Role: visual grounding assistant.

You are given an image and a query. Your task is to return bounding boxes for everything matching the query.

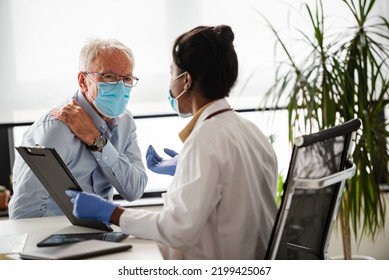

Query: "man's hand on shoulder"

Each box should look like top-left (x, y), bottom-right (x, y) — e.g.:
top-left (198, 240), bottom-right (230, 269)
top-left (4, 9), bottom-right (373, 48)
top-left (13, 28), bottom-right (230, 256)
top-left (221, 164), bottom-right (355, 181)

top-left (51, 99), bottom-right (99, 145)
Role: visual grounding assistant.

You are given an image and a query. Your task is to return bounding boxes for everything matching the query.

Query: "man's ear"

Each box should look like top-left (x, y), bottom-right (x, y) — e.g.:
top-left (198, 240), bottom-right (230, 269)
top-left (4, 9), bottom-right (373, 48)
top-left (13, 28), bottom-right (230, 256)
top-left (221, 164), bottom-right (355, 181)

top-left (78, 72), bottom-right (88, 92)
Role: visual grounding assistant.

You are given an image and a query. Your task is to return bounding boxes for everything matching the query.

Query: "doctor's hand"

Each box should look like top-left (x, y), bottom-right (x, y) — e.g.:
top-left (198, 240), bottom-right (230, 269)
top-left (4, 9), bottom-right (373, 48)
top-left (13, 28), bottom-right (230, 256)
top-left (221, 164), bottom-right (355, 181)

top-left (65, 190), bottom-right (118, 224)
top-left (146, 145), bottom-right (179, 176)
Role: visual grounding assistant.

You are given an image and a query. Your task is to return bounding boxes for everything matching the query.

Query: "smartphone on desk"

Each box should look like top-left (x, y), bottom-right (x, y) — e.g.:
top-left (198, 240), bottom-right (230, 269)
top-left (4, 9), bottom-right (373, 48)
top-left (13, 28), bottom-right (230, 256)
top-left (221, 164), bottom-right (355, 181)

top-left (37, 232), bottom-right (129, 247)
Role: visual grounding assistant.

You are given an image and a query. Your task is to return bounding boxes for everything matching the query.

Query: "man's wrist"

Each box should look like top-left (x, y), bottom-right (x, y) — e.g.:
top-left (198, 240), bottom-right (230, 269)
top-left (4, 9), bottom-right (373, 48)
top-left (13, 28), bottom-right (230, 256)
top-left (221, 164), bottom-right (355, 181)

top-left (87, 134), bottom-right (107, 152)
top-left (87, 133), bottom-right (99, 146)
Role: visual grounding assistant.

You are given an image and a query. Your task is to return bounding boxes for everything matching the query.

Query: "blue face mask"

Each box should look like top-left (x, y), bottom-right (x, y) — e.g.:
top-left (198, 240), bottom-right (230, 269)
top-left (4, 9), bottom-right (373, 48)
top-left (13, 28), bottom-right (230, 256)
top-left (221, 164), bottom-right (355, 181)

top-left (94, 81), bottom-right (131, 118)
top-left (168, 89), bottom-right (191, 118)
top-left (168, 72), bottom-right (191, 118)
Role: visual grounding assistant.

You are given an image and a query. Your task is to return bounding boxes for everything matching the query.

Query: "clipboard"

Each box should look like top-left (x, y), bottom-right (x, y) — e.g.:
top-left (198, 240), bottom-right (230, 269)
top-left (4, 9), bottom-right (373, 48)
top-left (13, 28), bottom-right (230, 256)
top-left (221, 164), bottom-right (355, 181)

top-left (16, 146), bottom-right (113, 232)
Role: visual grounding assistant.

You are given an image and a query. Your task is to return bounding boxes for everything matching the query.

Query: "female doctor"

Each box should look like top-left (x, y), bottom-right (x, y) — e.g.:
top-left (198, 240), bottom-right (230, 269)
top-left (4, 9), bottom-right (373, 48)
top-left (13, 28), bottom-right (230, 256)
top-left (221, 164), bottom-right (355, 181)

top-left (66, 25), bottom-right (279, 260)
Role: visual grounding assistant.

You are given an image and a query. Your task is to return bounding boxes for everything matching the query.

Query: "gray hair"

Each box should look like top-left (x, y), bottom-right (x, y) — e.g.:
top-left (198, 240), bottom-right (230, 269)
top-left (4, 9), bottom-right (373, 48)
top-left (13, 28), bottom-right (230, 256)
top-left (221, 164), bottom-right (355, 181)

top-left (79, 38), bottom-right (135, 71)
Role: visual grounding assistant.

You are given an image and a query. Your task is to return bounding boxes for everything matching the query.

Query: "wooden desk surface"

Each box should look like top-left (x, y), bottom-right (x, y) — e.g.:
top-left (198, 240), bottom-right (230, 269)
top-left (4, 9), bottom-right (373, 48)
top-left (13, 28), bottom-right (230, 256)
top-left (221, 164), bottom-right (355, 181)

top-left (0, 215), bottom-right (163, 260)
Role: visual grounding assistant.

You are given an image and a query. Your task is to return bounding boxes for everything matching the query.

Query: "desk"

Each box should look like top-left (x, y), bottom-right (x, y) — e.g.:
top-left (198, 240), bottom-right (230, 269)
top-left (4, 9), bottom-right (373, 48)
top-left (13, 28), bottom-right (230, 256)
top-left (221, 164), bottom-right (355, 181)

top-left (0, 215), bottom-right (163, 260)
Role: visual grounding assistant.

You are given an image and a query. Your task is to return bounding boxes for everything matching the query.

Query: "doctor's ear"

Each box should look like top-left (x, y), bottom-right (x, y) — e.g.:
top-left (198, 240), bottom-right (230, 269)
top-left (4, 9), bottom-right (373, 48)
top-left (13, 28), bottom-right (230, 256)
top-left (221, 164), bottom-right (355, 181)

top-left (184, 73), bottom-right (192, 90)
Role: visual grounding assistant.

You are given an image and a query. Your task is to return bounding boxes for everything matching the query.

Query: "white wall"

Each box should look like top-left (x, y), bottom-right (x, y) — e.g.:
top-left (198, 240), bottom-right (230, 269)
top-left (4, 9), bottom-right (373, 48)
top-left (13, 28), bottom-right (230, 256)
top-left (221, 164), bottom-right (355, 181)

top-left (3, 0), bottom-right (381, 171)
top-left (0, 0), bottom-right (365, 123)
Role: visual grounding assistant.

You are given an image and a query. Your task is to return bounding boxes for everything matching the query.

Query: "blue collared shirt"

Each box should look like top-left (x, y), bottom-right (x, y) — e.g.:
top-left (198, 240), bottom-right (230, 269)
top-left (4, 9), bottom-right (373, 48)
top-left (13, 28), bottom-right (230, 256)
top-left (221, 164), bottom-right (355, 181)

top-left (9, 90), bottom-right (147, 219)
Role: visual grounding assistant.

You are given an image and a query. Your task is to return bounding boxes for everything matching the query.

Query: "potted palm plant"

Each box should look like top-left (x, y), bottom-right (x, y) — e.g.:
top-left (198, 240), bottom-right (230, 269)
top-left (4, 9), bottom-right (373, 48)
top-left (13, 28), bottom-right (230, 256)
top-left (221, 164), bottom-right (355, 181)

top-left (0, 185), bottom-right (11, 211)
top-left (258, 0), bottom-right (388, 259)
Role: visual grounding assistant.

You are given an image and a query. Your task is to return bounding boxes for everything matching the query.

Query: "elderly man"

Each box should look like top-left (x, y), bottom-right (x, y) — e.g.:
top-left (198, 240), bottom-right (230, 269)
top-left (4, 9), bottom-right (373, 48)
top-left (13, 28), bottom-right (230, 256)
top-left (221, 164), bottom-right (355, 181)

top-left (9, 38), bottom-right (147, 219)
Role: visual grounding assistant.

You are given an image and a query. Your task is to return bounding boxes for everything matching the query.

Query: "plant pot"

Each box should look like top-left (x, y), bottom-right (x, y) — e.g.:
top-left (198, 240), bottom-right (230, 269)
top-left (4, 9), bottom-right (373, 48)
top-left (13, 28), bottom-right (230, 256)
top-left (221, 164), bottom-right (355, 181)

top-left (329, 255), bottom-right (376, 260)
top-left (0, 189), bottom-right (11, 210)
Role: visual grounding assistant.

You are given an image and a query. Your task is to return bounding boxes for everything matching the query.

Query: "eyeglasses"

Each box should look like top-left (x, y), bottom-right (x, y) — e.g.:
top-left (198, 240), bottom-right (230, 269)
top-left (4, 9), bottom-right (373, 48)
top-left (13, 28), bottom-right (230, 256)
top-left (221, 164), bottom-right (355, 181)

top-left (84, 72), bottom-right (139, 87)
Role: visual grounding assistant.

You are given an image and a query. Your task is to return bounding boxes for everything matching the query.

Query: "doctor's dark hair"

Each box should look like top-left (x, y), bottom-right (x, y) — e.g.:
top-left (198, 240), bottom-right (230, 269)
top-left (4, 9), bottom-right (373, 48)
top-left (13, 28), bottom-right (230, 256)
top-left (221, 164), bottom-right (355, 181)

top-left (172, 25), bottom-right (238, 100)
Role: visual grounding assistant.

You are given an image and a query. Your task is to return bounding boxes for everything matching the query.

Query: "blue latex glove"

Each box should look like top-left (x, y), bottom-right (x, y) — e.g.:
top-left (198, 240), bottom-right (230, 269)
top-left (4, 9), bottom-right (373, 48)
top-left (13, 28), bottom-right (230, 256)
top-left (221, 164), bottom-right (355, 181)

top-left (65, 190), bottom-right (118, 224)
top-left (146, 144), bottom-right (179, 176)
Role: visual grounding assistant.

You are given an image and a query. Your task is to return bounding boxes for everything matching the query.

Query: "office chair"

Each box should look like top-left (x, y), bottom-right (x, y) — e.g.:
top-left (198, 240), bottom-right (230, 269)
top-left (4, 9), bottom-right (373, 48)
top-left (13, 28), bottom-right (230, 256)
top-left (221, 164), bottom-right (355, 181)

top-left (265, 118), bottom-right (362, 260)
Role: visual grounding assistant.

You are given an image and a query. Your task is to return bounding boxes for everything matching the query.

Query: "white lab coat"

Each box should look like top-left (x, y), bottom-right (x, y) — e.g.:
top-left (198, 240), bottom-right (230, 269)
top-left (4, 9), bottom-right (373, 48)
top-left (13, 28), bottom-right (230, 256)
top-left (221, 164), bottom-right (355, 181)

top-left (119, 99), bottom-right (278, 259)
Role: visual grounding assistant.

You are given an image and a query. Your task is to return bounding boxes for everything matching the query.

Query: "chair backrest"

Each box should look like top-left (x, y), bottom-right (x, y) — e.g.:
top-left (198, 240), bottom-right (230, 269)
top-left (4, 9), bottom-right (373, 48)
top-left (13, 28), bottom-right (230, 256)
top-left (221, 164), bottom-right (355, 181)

top-left (265, 118), bottom-right (362, 260)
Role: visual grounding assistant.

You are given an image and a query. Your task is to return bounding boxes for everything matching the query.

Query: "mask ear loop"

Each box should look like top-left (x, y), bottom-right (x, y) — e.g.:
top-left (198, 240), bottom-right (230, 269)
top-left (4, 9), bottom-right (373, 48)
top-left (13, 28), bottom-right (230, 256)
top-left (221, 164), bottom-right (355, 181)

top-left (175, 88), bottom-right (187, 100)
top-left (171, 71), bottom-right (187, 82)
top-left (82, 72), bottom-right (99, 104)
top-left (171, 71), bottom-right (189, 100)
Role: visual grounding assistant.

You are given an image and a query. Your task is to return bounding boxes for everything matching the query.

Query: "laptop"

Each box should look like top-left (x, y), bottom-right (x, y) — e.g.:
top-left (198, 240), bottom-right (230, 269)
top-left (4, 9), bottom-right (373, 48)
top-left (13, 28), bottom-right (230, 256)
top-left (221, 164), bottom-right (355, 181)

top-left (16, 146), bottom-right (113, 232)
